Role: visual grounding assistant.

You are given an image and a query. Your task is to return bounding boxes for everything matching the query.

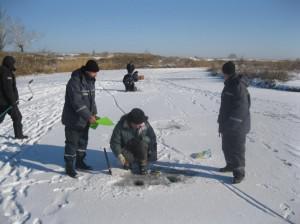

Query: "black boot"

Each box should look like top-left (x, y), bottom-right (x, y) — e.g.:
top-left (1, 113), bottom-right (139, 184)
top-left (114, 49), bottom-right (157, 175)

top-left (14, 123), bottom-right (28, 139)
top-left (15, 135), bottom-right (28, 139)
top-left (233, 167), bottom-right (245, 184)
top-left (65, 161), bottom-right (77, 178)
top-left (219, 165), bottom-right (233, 173)
top-left (233, 175), bottom-right (244, 184)
top-left (139, 160), bottom-right (148, 175)
top-left (76, 158), bottom-right (93, 171)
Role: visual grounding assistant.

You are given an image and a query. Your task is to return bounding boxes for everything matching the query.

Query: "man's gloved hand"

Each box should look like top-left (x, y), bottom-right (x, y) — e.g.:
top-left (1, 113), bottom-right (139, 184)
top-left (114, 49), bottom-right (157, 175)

top-left (218, 125), bottom-right (223, 137)
top-left (118, 154), bottom-right (128, 167)
top-left (10, 100), bottom-right (19, 107)
top-left (89, 115), bottom-right (97, 124)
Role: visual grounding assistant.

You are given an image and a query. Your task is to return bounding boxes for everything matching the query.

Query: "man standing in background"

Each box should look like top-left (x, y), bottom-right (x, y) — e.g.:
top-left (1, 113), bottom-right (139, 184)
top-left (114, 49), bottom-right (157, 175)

top-left (0, 56), bottom-right (28, 139)
top-left (123, 62), bottom-right (138, 92)
top-left (218, 61), bottom-right (251, 184)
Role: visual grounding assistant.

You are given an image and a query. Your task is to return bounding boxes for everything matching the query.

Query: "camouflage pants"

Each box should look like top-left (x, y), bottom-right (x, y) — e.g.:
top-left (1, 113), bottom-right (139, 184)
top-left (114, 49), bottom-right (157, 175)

top-left (122, 139), bottom-right (148, 166)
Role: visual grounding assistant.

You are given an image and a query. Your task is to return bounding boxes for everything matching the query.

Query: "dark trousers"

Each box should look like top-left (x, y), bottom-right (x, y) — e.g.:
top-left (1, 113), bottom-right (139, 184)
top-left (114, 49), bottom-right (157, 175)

top-left (0, 105), bottom-right (23, 137)
top-left (125, 83), bottom-right (137, 92)
top-left (148, 143), bottom-right (157, 162)
top-left (64, 126), bottom-right (89, 163)
top-left (123, 139), bottom-right (148, 165)
top-left (222, 132), bottom-right (246, 177)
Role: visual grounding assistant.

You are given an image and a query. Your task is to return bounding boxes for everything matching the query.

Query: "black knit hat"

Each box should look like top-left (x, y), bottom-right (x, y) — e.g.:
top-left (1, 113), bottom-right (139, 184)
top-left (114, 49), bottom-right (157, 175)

top-left (222, 61), bottom-right (235, 75)
top-left (85, 60), bottom-right (100, 72)
top-left (2, 56), bottom-right (16, 71)
top-left (126, 62), bottom-right (135, 73)
top-left (127, 108), bottom-right (148, 124)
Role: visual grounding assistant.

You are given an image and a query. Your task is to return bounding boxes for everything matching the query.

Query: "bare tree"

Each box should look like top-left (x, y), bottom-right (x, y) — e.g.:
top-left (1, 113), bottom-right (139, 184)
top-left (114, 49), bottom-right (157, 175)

top-left (0, 8), bottom-right (10, 51)
top-left (8, 19), bottom-right (39, 52)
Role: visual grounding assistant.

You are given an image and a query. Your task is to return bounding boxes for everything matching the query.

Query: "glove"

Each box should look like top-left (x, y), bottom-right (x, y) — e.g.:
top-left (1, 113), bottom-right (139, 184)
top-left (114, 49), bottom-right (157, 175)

top-left (218, 125), bottom-right (222, 134)
top-left (118, 154), bottom-right (127, 166)
top-left (89, 115), bottom-right (97, 124)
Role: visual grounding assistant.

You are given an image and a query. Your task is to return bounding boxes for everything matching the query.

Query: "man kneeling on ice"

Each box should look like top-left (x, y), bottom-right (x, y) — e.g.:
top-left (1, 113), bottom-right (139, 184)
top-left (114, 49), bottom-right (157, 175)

top-left (110, 108), bottom-right (157, 175)
top-left (62, 60), bottom-right (99, 178)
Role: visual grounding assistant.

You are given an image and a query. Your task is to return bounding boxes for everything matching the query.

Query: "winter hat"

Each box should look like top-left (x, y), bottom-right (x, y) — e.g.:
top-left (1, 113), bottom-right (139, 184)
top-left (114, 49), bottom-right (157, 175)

top-left (126, 62), bottom-right (135, 73)
top-left (2, 56), bottom-right (16, 71)
top-left (127, 108), bottom-right (148, 124)
top-left (84, 60), bottom-right (100, 72)
top-left (222, 61), bottom-right (235, 75)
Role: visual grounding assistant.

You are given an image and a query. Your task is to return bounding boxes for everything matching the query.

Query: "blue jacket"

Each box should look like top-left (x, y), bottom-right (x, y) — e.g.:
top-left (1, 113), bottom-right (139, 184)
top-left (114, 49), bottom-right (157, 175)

top-left (62, 67), bottom-right (97, 129)
top-left (218, 74), bottom-right (251, 135)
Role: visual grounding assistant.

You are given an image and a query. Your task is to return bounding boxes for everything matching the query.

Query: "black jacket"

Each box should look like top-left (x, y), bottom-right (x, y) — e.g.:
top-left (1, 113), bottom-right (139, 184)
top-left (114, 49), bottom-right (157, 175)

top-left (123, 73), bottom-right (135, 86)
top-left (0, 57), bottom-right (19, 106)
top-left (218, 74), bottom-right (251, 135)
top-left (62, 67), bottom-right (97, 129)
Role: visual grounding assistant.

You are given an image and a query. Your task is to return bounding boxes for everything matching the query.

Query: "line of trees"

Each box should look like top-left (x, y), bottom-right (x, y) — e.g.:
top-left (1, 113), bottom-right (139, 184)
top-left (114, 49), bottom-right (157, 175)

top-left (0, 8), bottom-right (39, 52)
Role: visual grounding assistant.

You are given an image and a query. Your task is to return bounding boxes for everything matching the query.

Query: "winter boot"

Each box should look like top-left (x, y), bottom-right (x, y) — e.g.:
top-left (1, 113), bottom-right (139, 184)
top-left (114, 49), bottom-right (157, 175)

top-left (76, 157), bottom-right (93, 171)
top-left (233, 175), bottom-right (244, 184)
top-left (233, 167), bottom-right (245, 184)
top-left (139, 160), bottom-right (148, 175)
top-left (65, 160), bottom-right (77, 178)
top-left (219, 165), bottom-right (234, 173)
top-left (13, 123), bottom-right (28, 139)
top-left (15, 135), bottom-right (28, 139)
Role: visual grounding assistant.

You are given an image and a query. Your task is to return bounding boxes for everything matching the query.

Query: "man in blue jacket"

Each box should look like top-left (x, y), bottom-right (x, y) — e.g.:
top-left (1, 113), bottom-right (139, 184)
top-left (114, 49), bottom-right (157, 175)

top-left (218, 61), bottom-right (251, 184)
top-left (62, 60), bottom-right (99, 178)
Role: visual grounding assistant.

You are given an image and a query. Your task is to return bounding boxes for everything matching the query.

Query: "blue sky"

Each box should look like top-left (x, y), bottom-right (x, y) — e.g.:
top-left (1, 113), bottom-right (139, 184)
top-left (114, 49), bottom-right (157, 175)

top-left (1, 0), bottom-right (300, 59)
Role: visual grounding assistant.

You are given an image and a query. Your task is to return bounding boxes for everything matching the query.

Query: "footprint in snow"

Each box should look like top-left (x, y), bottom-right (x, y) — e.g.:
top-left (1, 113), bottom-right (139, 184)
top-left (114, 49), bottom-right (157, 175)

top-left (280, 203), bottom-right (295, 220)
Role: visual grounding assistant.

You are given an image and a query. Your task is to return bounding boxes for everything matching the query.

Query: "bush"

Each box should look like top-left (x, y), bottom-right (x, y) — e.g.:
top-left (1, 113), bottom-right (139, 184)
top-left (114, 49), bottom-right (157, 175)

top-left (0, 51), bottom-right (298, 81)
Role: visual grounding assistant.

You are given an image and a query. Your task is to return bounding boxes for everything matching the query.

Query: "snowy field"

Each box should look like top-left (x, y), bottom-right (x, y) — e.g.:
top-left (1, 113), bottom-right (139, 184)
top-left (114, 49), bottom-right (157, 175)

top-left (0, 68), bottom-right (299, 224)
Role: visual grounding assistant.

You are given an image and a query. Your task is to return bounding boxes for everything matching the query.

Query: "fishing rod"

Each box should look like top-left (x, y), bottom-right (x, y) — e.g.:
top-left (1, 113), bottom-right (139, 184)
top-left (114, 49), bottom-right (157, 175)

top-left (0, 79), bottom-right (34, 119)
top-left (103, 147), bottom-right (112, 175)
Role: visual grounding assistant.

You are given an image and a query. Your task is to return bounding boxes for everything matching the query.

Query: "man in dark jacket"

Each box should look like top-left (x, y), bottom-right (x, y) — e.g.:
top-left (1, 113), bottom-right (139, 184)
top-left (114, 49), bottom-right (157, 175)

top-left (0, 56), bottom-right (28, 139)
top-left (123, 62), bottom-right (138, 92)
top-left (110, 108), bottom-right (157, 175)
top-left (218, 61), bottom-right (251, 184)
top-left (62, 60), bottom-right (99, 178)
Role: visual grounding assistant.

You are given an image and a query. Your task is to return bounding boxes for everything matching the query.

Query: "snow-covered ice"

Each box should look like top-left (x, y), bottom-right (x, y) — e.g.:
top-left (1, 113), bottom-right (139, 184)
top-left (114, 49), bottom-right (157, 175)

top-left (0, 68), bottom-right (299, 224)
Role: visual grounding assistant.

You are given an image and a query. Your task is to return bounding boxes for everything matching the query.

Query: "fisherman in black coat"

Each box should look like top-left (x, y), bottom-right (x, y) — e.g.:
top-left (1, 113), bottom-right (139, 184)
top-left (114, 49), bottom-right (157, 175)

top-left (62, 60), bottom-right (99, 178)
top-left (0, 56), bottom-right (28, 139)
top-left (123, 62), bottom-right (138, 92)
top-left (218, 61), bottom-right (251, 184)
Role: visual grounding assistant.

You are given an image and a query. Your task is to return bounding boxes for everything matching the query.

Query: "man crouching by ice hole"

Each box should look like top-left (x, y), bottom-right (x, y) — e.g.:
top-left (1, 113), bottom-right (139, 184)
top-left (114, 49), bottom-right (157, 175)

top-left (110, 108), bottom-right (157, 175)
top-left (62, 60), bottom-right (99, 178)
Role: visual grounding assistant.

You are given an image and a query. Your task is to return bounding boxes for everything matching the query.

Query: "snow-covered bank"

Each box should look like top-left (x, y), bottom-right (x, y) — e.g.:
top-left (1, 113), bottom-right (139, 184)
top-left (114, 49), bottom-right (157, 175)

top-left (250, 78), bottom-right (300, 92)
top-left (0, 68), bottom-right (299, 224)
top-left (210, 71), bottom-right (300, 92)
